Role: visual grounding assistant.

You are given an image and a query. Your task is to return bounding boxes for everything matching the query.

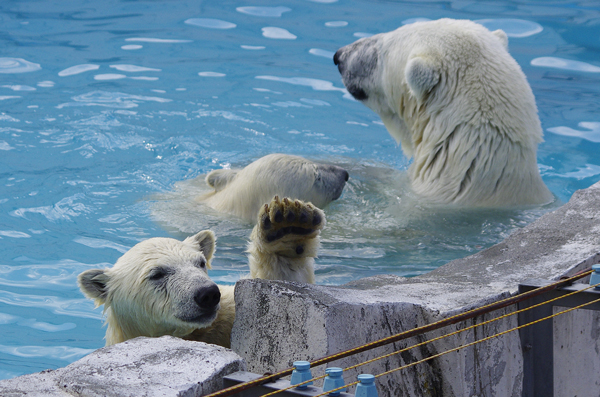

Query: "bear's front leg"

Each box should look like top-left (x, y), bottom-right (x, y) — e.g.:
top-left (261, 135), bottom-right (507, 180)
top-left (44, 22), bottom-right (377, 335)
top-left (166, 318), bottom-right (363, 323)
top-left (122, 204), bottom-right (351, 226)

top-left (247, 196), bottom-right (325, 284)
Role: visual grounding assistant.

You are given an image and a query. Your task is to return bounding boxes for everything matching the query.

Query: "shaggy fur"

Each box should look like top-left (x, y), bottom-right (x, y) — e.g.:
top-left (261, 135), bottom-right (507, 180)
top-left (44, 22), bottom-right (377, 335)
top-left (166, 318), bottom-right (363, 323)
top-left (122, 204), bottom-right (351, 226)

top-left (78, 197), bottom-right (324, 347)
top-left (334, 19), bottom-right (553, 207)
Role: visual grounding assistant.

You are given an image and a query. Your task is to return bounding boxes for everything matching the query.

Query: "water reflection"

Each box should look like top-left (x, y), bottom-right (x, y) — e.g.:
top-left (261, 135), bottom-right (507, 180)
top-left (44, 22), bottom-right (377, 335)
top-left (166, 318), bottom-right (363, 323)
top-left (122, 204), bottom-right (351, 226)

top-left (0, 58), bottom-right (41, 74)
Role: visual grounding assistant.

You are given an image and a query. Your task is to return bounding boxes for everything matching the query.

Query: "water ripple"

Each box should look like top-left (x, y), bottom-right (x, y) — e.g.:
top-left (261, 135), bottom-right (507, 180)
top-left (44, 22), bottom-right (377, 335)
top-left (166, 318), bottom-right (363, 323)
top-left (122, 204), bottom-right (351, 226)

top-left (0, 58), bottom-right (41, 74)
top-left (0, 344), bottom-right (93, 360)
top-left (0, 141), bottom-right (14, 150)
top-left (185, 18), bottom-right (236, 29)
top-left (125, 37), bottom-right (192, 43)
top-left (476, 19), bottom-right (543, 38)
top-left (547, 164), bottom-right (600, 180)
top-left (0, 289), bottom-right (102, 320)
top-left (0, 313), bottom-right (75, 332)
top-left (10, 194), bottom-right (89, 222)
top-left (58, 64), bottom-right (100, 77)
top-left (56, 91), bottom-right (171, 109)
top-left (0, 259), bottom-right (107, 289)
top-left (2, 85), bottom-right (36, 91)
top-left (236, 6), bottom-right (291, 17)
top-left (73, 236), bottom-right (131, 253)
top-left (309, 48), bottom-right (335, 58)
top-left (94, 73), bottom-right (127, 81)
top-left (531, 57), bottom-right (600, 73)
top-left (0, 230), bottom-right (30, 238)
top-left (255, 75), bottom-right (349, 97)
top-left (325, 21), bottom-right (348, 27)
top-left (199, 71), bottom-right (226, 77)
top-left (110, 64), bottom-right (161, 72)
top-left (548, 122), bottom-right (600, 143)
top-left (402, 17), bottom-right (431, 25)
top-left (262, 27), bottom-right (297, 39)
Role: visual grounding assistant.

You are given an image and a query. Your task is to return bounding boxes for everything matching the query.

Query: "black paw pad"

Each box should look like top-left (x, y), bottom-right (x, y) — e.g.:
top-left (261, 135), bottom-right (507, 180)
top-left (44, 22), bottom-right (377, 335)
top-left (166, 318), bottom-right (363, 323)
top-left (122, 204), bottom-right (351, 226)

top-left (262, 216), bottom-right (271, 230)
top-left (299, 210), bottom-right (309, 223)
top-left (274, 210), bottom-right (283, 223)
top-left (312, 213), bottom-right (321, 226)
top-left (286, 211), bottom-right (295, 222)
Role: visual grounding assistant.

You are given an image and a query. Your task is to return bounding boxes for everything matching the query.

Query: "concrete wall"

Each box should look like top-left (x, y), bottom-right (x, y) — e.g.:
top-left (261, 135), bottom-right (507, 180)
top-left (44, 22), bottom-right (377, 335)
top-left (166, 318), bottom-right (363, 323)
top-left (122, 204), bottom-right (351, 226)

top-left (232, 181), bottom-right (600, 396)
top-left (0, 336), bottom-right (246, 397)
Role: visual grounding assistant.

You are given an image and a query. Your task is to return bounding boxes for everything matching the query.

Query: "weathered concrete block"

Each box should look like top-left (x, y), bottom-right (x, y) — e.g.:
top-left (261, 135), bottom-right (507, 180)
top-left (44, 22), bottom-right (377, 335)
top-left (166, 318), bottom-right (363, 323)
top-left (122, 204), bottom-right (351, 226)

top-left (0, 336), bottom-right (246, 397)
top-left (232, 181), bottom-right (600, 396)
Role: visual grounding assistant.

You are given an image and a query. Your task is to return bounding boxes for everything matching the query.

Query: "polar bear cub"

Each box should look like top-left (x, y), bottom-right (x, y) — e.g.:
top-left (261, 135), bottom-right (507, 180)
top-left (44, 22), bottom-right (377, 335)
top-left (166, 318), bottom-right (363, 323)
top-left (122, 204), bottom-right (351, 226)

top-left (201, 154), bottom-right (348, 222)
top-left (78, 196), bottom-right (325, 348)
top-left (334, 18), bottom-right (553, 207)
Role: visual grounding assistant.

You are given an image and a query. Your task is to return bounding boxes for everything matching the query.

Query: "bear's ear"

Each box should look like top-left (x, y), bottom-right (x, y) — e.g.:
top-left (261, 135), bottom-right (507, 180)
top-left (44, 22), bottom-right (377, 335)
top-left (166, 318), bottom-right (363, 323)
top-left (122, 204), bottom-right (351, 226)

top-left (78, 269), bottom-right (110, 304)
top-left (185, 230), bottom-right (216, 262)
top-left (491, 29), bottom-right (509, 50)
top-left (205, 169), bottom-right (238, 192)
top-left (405, 56), bottom-right (440, 102)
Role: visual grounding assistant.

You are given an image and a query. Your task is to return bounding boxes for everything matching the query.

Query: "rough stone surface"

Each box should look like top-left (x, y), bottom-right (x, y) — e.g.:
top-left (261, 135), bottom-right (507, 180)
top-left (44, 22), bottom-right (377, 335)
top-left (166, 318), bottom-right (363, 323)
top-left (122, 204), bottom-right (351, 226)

top-left (232, 181), bottom-right (600, 397)
top-left (0, 336), bottom-right (246, 397)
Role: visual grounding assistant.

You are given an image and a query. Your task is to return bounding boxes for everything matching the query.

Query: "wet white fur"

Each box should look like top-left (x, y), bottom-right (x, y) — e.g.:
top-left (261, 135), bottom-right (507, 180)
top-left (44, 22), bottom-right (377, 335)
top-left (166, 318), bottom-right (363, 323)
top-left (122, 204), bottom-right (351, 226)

top-left (337, 19), bottom-right (553, 207)
top-left (201, 154), bottom-right (347, 222)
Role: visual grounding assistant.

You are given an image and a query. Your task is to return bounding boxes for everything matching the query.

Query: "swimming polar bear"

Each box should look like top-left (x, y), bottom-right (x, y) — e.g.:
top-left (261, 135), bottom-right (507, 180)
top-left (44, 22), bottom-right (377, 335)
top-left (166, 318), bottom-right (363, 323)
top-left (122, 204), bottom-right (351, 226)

top-left (78, 196), bottom-right (324, 348)
top-left (201, 153), bottom-right (348, 222)
top-left (334, 18), bottom-right (553, 207)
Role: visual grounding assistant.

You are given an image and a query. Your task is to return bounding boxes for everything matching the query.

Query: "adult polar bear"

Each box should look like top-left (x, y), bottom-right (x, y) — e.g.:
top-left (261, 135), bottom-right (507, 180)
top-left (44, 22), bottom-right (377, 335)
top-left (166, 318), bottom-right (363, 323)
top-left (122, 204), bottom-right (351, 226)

top-left (334, 19), bottom-right (553, 207)
top-left (79, 196), bottom-right (324, 348)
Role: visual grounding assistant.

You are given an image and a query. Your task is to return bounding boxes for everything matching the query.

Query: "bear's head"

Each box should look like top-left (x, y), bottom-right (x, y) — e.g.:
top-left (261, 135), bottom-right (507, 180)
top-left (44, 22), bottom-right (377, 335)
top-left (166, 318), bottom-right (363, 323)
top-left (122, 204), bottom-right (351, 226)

top-left (205, 154), bottom-right (349, 220)
top-left (333, 19), bottom-right (541, 158)
top-left (78, 230), bottom-right (220, 345)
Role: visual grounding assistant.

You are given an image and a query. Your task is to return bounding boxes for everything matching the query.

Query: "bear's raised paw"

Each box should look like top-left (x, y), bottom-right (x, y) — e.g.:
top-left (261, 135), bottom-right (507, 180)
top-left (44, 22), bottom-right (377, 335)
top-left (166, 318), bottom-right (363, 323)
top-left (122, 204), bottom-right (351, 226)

top-left (257, 196), bottom-right (325, 248)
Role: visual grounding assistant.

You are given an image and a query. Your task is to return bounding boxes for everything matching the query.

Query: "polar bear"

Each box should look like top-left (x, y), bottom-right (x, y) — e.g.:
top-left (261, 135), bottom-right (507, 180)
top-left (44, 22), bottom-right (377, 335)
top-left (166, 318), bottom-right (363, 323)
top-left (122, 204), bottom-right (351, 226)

top-left (200, 154), bottom-right (348, 222)
top-left (78, 196), bottom-right (324, 348)
top-left (334, 18), bottom-right (553, 207)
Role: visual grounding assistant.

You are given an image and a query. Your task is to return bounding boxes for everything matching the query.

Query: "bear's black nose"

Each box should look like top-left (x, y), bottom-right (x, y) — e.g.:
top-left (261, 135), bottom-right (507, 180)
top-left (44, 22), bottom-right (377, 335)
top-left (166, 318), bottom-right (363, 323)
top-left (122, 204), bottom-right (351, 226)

top-left (194, 284), bottom-right (221, 310)
top-left (342, 169), bottom-right (349, 182)
top-left (333, 49), bottom-right (341, 66)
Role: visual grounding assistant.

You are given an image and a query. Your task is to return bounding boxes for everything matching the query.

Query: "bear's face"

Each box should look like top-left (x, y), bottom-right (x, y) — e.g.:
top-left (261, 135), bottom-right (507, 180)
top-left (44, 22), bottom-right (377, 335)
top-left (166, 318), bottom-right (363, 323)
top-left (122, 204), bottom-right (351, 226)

top-left (78, 231), bottom-right (221, 340)
top-left (206, 154), bottom-right (349, 217)
top-left (334, 19), bottom-right (512, 154)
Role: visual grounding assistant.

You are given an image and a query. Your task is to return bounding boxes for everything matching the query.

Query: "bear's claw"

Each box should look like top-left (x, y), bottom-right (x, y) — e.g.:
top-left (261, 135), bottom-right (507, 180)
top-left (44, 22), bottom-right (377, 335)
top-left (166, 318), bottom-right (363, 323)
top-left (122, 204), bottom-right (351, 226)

top-left (258, 196), bottom-right (325, 243)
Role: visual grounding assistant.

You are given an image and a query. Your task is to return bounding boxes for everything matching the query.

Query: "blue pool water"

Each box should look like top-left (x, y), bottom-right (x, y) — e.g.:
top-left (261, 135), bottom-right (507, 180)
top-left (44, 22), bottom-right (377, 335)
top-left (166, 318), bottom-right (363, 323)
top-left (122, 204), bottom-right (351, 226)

top-left (1, 0), bottom-right (600, 380)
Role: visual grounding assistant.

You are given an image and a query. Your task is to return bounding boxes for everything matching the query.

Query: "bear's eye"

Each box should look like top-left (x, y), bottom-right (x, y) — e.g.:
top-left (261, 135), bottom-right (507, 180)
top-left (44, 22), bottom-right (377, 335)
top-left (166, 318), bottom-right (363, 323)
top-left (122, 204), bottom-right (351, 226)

top-left (195, 259), bottom-right (206, 269)
top-left (148, 267), bottom-right (169, 281)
